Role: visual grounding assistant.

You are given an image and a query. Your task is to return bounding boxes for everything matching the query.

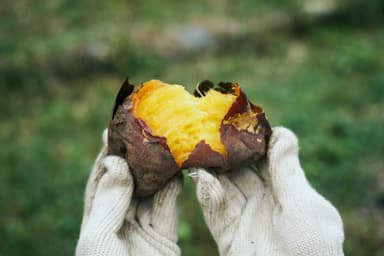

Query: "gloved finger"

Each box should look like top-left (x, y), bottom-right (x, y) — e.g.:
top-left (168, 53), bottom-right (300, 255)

top-left (189, 168), bottom-right (245, 238)
top-left (81, 130), bottom-right (109, 227)
top-left (125, 197), bottom-right (138, 222)
top-left (151, 175), bottom-right (183, 242)
top-left (86, 156), bottom-right (133, 234)
top-left (136, 197), bottom-right (153, 227)
top-left (134, 195), bottom-right (183, 256)
top-left (135, 176), bottom-right (183, 238)
top-left (227, 166), bottom-right (266, 200)
top-left (260, 127), bottom-right (310, 202)
top-left (189, 168), bottom-right (246, 212)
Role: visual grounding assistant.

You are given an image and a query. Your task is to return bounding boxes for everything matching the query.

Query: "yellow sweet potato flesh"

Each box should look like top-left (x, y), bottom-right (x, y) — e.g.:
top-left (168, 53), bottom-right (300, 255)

top-left (133, 80), bottom-right (236, 166)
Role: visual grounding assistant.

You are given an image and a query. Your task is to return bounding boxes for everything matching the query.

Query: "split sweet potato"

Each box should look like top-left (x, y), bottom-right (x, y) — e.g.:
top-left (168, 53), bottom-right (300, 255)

top-left (108, 79), bottom-right (271, 196)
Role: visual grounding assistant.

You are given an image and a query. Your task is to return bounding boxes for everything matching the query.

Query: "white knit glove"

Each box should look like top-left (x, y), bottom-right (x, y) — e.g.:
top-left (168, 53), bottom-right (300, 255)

top-left (189, 127), bottom-right (344, 256)
top-left (76, 130), bottom-right (182, 256)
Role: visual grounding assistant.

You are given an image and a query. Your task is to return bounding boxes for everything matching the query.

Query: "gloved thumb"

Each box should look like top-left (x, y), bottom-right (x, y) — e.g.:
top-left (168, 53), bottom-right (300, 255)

top-left (189, 168), bottom-right (226, 211)
top-left (189, 168), bottom-right (245, 248)
top-left (261, 127), bottom-right (310, 201)
top-left (85, 156), bottom-right (133, 234)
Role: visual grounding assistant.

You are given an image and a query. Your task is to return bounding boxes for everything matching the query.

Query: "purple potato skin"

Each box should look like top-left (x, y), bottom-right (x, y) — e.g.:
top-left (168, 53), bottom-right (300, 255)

top-left (108, 80), bottom-right (272, 197)
top-left (220, 90), bottom-right (272, 171)
top-left (108, 90), bottom-right (179, 197)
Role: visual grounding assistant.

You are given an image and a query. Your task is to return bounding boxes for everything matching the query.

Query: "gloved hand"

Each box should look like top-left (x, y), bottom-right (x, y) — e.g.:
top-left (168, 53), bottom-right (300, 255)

top-left (76, 130), bottom-right (182, 256)
top-left (189, 127), bottom-right (344, 256)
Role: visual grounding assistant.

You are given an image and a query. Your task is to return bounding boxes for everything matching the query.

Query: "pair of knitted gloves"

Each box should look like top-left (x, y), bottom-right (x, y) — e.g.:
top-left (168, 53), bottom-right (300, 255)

top-left (76, 127), bottom-right (344, 256)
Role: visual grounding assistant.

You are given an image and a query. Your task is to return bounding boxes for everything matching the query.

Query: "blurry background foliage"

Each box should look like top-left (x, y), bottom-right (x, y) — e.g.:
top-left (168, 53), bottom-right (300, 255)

top-left (0, 0), bottom-right (383, 255)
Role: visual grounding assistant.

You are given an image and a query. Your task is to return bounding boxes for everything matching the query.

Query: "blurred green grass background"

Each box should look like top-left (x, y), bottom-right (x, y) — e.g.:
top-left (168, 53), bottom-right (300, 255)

top-left (1, 0), bottom-right (383, 255)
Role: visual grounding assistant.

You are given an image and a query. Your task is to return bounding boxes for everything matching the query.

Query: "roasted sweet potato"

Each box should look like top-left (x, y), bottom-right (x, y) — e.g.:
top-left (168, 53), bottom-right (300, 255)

top-left (108, 79), bottom-right (271, 196)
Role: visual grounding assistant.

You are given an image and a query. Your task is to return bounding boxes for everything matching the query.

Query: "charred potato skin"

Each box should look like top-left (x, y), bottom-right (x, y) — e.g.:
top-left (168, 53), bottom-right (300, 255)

top-left (220, 89), bottom-right (272, 172)
top-left (108, 80), bottom-right (272, 197)
top-left (108, 80), bottom-right (179, 197)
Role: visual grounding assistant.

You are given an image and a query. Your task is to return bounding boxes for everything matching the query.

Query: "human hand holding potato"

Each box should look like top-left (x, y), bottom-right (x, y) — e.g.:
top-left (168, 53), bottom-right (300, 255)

top-left (76, 130), bottom-right (182, 256)
top-left (189, 127), bottom-right (345, 256)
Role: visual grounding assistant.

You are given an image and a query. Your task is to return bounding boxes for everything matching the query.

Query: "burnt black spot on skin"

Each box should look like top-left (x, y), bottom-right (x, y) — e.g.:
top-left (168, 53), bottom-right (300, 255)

top-left (216, 82), bottom-right (234, 94)
top-left (194, 80), bottom-right (214, 97)
top-left (194, 80), bottom-right (236, 96)
top-left (112, 78), bottom-right (134, 118)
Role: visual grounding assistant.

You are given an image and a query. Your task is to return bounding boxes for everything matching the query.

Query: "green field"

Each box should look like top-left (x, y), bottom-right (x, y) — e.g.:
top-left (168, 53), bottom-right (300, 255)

top-left (1, 1), bottom-right (383, 255)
